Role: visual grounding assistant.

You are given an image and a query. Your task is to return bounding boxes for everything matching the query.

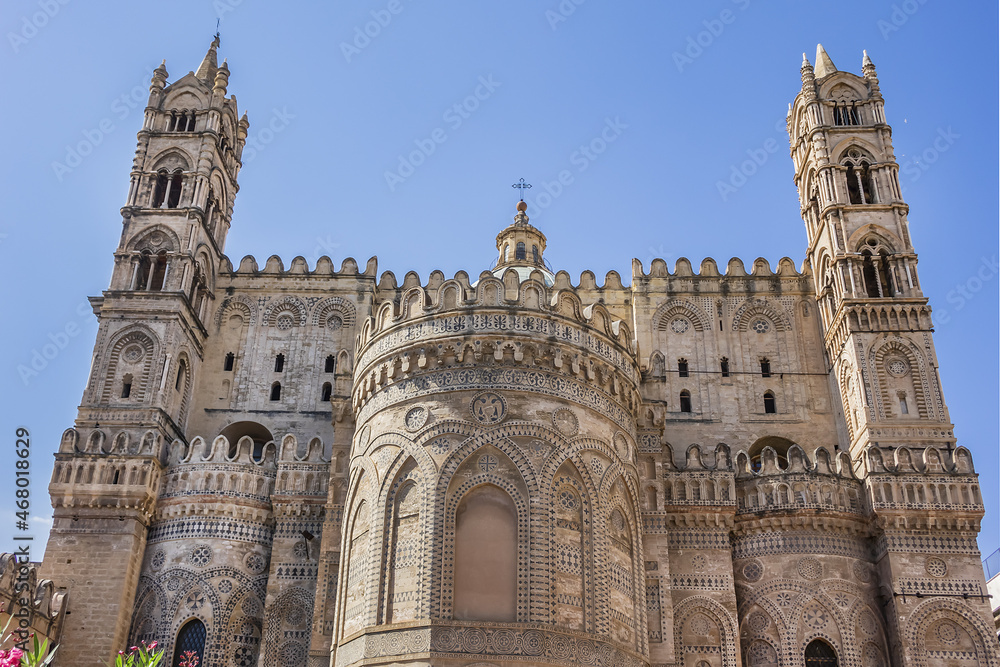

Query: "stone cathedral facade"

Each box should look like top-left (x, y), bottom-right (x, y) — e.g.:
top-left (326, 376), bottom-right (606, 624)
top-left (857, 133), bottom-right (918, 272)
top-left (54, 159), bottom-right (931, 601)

top-left (34, 39), bottom-right (999, 667)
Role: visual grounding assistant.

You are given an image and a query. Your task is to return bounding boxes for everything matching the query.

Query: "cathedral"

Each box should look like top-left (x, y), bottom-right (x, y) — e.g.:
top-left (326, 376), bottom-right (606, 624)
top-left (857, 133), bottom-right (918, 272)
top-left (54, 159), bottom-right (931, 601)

top-left (25, 37), bottom-right (999, 667)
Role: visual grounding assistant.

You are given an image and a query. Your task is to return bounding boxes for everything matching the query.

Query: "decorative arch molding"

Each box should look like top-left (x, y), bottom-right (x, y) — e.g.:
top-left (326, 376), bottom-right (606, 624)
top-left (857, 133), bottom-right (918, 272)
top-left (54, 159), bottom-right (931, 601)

top-left (312, 296), bottom-right (358, 327)
top-left (149, 148), bottom-right (193, 173)
top-left (903, 597), bottom-right (1000, 667)
top-left (215, 294), bottom-right (257, 329)
top-left (672, 594), bottom-right (740, 667)
top-left (653, 299), bottom-right (711, 332)
top-left (870, 337), bottom-right (932, 419)
top-left (163, 85), bottom-right (209, 110)
top-left (262, 295), bottom-right (307, 328)
top-left (847, 224), bottom-right (903, 256)
top-left (830, 139), bottom-right (880, 165)
top-left (819, 75), bottom-right (869, 101)
top-left (378, 457), bottom-right (426, 623)
top-left (99, 326), bottom-right (160, 404)
top-left (732, 298), bottom-right (792, 333)
top-left (126, 225), bottom-right (181, 253)
top-left (260, 586), bottom-right (314, 667)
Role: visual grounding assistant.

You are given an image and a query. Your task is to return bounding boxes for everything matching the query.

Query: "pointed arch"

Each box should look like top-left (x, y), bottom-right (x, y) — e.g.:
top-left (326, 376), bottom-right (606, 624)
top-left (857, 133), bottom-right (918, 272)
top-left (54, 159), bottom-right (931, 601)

top-left (99, 326), bottom-right (159, 404)
top-left (673, 595), bottom-right (739, 667)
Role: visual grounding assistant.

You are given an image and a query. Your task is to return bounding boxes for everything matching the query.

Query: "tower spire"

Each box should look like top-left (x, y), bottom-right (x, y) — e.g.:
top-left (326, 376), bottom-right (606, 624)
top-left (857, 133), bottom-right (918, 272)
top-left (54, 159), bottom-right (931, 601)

top-left (195, 34), bottom-right (221, 81)
top-left (814, 43), bottom-right (837, 78)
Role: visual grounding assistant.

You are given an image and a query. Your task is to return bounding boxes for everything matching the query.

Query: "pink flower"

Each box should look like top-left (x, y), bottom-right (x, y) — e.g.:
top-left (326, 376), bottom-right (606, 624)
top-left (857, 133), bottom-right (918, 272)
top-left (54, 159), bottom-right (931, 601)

top-left (0, 647), bottom-right (24, 667)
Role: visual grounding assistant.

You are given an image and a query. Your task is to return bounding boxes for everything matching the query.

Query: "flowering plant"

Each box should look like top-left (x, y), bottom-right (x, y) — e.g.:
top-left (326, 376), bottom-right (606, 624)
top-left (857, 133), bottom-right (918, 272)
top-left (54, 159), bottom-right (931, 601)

top-left (0, 605), bottom-right (57, 667)
top-left (108, 640), bottom-right (164, 667)
top-left (177, 651), bottom-right (199, 667)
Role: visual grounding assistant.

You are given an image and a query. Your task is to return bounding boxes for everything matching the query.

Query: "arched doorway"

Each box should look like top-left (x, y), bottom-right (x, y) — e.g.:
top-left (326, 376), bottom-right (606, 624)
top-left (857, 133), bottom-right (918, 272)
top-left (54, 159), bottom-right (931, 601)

top-left (804, 639), bottom-right (838, 667)
top-left (172, 618), bottom-right (206, 666)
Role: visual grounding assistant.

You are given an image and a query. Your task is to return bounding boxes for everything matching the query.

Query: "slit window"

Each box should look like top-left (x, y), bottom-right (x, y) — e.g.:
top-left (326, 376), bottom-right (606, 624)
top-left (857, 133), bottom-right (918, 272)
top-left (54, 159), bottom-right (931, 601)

top-left (270, 382), bottom-right (281, 401)
top-left (121, 374), bottom-right (133, 399)
top-left (224, 352), bottom-right (234, 371)
top-left (764, 391), bottom-right (776, 414)
top-left (720, 357), bottom-right (730, 377)
top-left (899, 394), bottom-right (909, 415)
top-left (679, 390), bottom-right (692, 413)
top-left (274, 354), bottom-right (285, 372)
top-left (760, 358), bottom-right (771, 378)
top-left (321, 382), bottom-right (332, 401)
top-left (325, 355), bottom-right (335, 373)
top-left (532, 245), bottom-right (539, 264)
top-left (175, 360), bottom-right (186, 391)
top-left (677, 359), bottom-right (689, 378)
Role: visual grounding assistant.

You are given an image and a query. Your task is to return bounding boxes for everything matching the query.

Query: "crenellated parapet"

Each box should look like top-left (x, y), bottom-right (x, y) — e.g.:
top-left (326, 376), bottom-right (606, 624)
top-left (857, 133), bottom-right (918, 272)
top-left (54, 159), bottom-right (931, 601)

top-left (0, 554), bottom-right (67, 649)
top-left (734, 444), bottom-right (866, 522)
top-left (859, 444), bottom-right (983, 528)
top-left (353, 269), bottom-right (640, 434)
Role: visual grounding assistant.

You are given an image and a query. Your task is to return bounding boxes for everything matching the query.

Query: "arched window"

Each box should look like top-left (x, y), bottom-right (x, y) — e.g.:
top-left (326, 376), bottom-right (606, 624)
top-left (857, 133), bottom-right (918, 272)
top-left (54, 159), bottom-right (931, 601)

top-left (270, 382), bottom-right (281, 401)
top-left (274, 354), bottom-right (285, 372)
top-left (677, 358), bottom-right (689, 378)
top-left (515, 242), bottom-right (526, 260)
top-left (454, 484), bottom-right (517, 622)
top-left (532, 245), bottom-right (539, 264)
top-left (151, 251), bottom-right (168, 290)
top-left (325, 355), bottom-right (335, 373)
top-left (503, 244), bottom-right (509, 262)
top-left (321, 382), bottom-right (332, 402)
top-left (898, 392), bottom-right (909, 415)
top-left (121, 374), bottom-right (133, 399)
top-left (720, 357), bottom-right (730, 377)
top-left (152, 170), bottom-right (169, 208)
top-left (167, 170), bottom-right (184, 208)
top-left (679, 390), bottom-right (692, 413)
top-left (760, 358), bottom-right (771, 378)
top-left (175, 360), bottom-right (187, 391)
top-left (861, 251), bottom-right (881, 297)
top-left (172, 618), bottom-right (206, 667)
top-left (763, 391), bottom-right (776, 414)
top-left (224, 352), bottom-right (234, 371)
top-left (843, 148), bottom-right (876, 205)
top-left (804, 639), bottom-right (838, 667)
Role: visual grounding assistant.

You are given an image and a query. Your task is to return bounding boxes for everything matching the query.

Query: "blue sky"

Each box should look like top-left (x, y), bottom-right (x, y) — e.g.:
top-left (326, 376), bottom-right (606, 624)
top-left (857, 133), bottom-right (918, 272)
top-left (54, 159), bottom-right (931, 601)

top-left (1, 2), bottom-right (996, 559)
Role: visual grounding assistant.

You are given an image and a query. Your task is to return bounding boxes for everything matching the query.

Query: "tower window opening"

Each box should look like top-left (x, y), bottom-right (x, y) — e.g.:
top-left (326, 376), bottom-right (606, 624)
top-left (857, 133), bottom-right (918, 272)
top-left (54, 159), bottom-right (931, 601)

top-left (515, 242), bottom-right (526, 260)
top-left (136, 251), bottom-right (152, 289)
top-left (270, 382), bottom-right (281, 401)
top-left (167, 170), bottom-right (184, 208)
top-left (879, 250), bottom-right (895, 296)
top-left (175, 360), bottom-right (186, 391)
top-left (760, 358), bottom-right (771, 378)
top-left (185, 111), bottom-right (196, 131)
top-left (321, 382), bottom-right (332, 402)
top-left (121, 374), bottom-right (133, 399)
top-left (224, 352), bottom-right (234, 371)
top-left (503, 244), bottom-right (510, 262)
top-left (861, 251), bottom-right (882, 298)
top-left (147, 251), bottom-right (167, 291)
top-left (325, 355), bottom-right (335, 373)
top-left (274, 354), bottom-right (285, 372)
top-left (764, 391), bottom-right (776, 414)
top-left (845, 160), bottom-right (876, 205)
top-left (532, 245), bottom-right (539, 264)
top-left (899, 393), bottom-right (909, 415)
top-left (679, 390), bottom-right (692, 413)
top-left (112, 469), bottom-right (120, 484)
top-left (151, 171), bottom-right (169, 208)
top-left (677, 359), bottom-right (689, 378)
top-left (720, 357), bottom-right (730, 377)
top-left (834, 104), bottom-right (860, 126)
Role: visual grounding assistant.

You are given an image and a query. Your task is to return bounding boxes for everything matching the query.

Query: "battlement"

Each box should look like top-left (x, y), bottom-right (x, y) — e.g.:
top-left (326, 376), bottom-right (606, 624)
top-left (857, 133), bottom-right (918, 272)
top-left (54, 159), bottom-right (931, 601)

top-left (358, 269), bottom-right (634, 353)
top-left (632, 256), bottom-right (808, 280)
top-left (224, 254), bottom-right (379, 278)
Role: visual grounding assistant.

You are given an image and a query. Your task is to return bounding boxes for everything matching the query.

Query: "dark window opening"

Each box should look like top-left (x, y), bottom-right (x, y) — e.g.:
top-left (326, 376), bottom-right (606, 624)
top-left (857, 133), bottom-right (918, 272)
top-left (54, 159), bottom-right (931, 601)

top-left (325, 355), bottom-right (335, 373)
top-left (148, 251), bottom-right (167, 291)
top-left (172, 619), bottom-right (206, 667)
top-left (679, 390), bottom-right (692, 413)
top-left (677, 359), bottom-right (689, 378)
top-left (720, 358), bottom-right (730, 378)
top-left (224, 352), bottom-right (234, 371)
top-left (804, 639), bottom-right (839, 667)
top-left (274, 354), bottom-right (285, 373)
top-left (834, 104), bottom-right (860, 126)
top-left (112, 469), bottom-right (120, 484)
top-left (121, 374), bottom-right (133, 399)
top-left (515, 242), bottom-right (526, 260)
top-left (532, 245), bottom-right (539, 264)
top-left (152, 171), bottom-right (169, 207)
top-left (252, 441), bottom-right (263, 462)
top-left (270, 382), bottom-right (281, 401)
top-left (321, 382), bottom-right (332, 402)
top-left (764, 391), bottom-right (776, 414)
top-left (167, 171), bottom-right (183, 208)
top-left (861, 251), bottom-right (881, 298)
top-left (846, 161), bottom-right (875, 205)
top-left (175, 361), bottom-right (186, 391)
top-left (760, 359), bottom-right (771, 378)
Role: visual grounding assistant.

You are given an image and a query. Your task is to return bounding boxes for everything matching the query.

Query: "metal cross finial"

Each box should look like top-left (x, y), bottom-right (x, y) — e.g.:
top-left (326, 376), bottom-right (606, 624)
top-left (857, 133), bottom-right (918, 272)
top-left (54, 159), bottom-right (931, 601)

top-left (512, 178), bottom-right (532, 201)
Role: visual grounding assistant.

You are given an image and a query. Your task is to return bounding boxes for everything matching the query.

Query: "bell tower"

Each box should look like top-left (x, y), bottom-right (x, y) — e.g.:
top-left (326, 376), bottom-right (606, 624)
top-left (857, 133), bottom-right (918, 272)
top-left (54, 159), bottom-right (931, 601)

top-left (788, 45), bottom-right (949, 455)
top-left (41, 37), bottom-right (250, 666)
top-left (790, 46), bottom-right (996, 662)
